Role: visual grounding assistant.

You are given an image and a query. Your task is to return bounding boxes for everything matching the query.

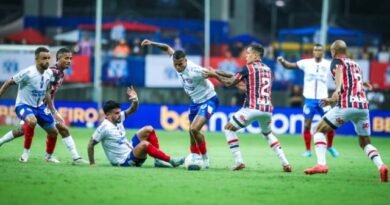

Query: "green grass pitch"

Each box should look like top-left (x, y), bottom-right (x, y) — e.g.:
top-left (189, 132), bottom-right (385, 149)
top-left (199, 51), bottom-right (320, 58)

top-left (0, 125), bottom-right (389, 205)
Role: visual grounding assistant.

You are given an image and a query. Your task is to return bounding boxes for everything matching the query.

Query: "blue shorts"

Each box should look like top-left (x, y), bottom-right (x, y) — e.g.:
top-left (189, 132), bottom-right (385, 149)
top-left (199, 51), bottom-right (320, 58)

top-left (303, 98), bottom-right (325, 119)
top-left (15, 104), bottom-right (55, 129)
top-left (189, 95), bottom-right (219, 122)
top-left (119, 134), bottom-right (146, 167)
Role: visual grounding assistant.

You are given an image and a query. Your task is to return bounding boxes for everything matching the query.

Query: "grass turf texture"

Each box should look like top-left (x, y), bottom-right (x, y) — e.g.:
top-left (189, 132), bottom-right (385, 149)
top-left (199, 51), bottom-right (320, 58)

top-left (0, 125), bottom-right (389, 205)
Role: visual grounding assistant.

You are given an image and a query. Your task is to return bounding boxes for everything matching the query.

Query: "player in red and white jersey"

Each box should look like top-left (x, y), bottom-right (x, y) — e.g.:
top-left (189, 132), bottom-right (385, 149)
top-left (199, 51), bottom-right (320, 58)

top-left (304, 40), bottom-right (388, 182)
top-left (0, 48), bottom-right (88, 165)
top-left (204, 44), bottom-right (292, 172)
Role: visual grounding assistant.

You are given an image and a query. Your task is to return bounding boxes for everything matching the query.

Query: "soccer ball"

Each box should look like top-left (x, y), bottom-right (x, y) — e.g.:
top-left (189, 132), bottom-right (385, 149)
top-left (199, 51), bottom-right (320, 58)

top-left (184, 154), bottom-right (203, 171)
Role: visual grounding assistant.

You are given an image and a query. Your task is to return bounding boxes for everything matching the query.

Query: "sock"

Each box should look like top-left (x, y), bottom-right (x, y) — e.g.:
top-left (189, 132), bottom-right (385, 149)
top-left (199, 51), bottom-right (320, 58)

top-left (326, 130), bottom-right (335, 148)
top-left (364, 144), bottom-right (384, 169)
top-left (190, 144), bottom-right (201, 154)
top-left (198, 140), bottom-right (207, 155)
top-left (263, 133), bottom-right (289, 166)
top-left (63, 136), bottom-right (81, 160)
top-left (46, 135), bottom-right (57, 155)
top-left (313, 132), bottom-right (327, 165)
top-left (22, 148), bottom-right (30, 156)
top-left (225, 129), bottom-right (243, 164)
top-left (303, 130), bottom-right (312, 151)
top-left (0, 131), bottom-right (15, 145)
top-left (24, 122), bottom-right (35, 149)
top-left (148, 129), bottom-right (159, 149)
top-left (147, 143), bottom-right (170, 162)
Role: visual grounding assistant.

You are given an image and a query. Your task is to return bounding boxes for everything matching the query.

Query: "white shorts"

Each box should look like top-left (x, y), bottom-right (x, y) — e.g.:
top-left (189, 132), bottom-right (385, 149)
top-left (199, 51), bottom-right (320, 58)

top-left (323, 107), bottom-right (371, 136)
top-left (230, 108), bottom-right (272, 133)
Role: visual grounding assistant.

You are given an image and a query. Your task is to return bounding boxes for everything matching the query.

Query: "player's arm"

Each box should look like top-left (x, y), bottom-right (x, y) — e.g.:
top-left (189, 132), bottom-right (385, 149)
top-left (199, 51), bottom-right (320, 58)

top-left (87, 138), bottom-right (99, 166)
top-left (202, 67), bottom-right (239, 87)
top-left (277, 56), bottom-right (299, 69)
top-left (124, 86), bottom-right (139, 118)
top-left (321, 63), bottom-right (343, 106)
top-left (45, 84), bottom-right (64, 123)
top-left (0, 79), bottom-right (15, 97)
top-left (141, 39), bottom-right (174, 56)
top-left (363, 81), bottom-right (373, 91)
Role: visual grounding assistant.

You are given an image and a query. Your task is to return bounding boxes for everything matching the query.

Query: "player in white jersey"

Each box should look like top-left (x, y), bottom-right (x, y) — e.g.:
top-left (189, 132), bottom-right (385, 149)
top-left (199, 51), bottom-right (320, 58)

top-left (0, 47), bottom-right (59, 162)
top-left (88, 87), bottom-right (184, 167)
top-left (277, 44), bottom-right (339, 157)
top-left (141, 39), bottom-right (219, 168)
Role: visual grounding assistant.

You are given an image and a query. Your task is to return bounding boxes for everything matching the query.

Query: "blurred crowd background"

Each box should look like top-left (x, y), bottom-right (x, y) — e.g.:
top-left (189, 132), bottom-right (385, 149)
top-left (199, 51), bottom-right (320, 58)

top-left (0, 0), bottom-right (389, 110)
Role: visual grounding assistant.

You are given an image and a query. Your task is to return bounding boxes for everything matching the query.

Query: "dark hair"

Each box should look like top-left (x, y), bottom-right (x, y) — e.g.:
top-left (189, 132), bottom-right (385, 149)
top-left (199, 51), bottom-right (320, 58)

top-left (173, 50), bottom-right (186, 60)
top-left (103, 100), bottom-right (121, 114)
top-left (35, 47), bottom-right (50, 58)
top-left (314, 44), bottom-right (323, 48)
top-left (249, 43), bottom-right (264, 58)
top-left (56, 47), bottom-right (71, 61)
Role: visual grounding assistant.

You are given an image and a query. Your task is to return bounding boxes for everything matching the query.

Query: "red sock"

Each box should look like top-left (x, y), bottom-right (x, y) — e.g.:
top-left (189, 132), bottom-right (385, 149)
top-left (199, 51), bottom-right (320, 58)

top-left (198, 141), bottom-right (207, 155)
top-left (147, 143), bottom-right (170, 162)
top-left (46, 135), bottom-right (57, 155)
top-left (303, 130), bottom-right (312, 151)
top-left (23, 122), bottom-right (35, 149)
top-left (326, 130), bottom-right (335, 148)
top-left (148, 129), bottom-right (159, 149)
top-left (190, 144), bottom-right (200, 154)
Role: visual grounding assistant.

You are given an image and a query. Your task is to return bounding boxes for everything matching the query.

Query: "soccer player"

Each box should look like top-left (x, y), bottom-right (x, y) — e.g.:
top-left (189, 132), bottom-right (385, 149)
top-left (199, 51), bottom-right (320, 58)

top-left (304, 40), bottom-right (388, 182)
top-left (87, 87), bottom-right (184, 168)
top-left (141, 39), bottom-right (219, 168)
top-left (277, 44), bottom-right (339, 157)
top-left (0, 48), bottom-right (88, 164)
top-left (0, 47), bottom-right (59, 162)
top-left (203, 43), bottom-right (292, 172)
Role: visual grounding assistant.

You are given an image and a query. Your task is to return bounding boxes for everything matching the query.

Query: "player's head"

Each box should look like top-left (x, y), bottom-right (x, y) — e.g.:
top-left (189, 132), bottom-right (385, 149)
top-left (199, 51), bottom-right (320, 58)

top-left (103, 100), bottom-right (122, 123)
top-left (245, 43), bottom-right (264, 64)
top-left (330, 40), bottom-right (347, 58)
top-left (56, 48), bottom-right (72, 70)
top-left (35, 47), bottom-right (51, 70)
top-left (172, 50), bottom-right (187, 72)
top-left (313, 44), bottom-right (324, 59)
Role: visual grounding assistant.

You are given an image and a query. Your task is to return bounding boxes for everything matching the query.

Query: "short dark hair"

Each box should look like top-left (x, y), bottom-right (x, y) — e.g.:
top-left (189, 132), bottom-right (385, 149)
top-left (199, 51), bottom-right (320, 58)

top-left (35, 47), bottom-right (50, 58)
top-left (249, 43), bottom-right (264, 58)
top-left (314, 44), bottom-right (323, 48)
top-left (56, 47), bottom-right (71, 61)
top-left (173, 50), bottom-right (186, 60)
top-left (103, 100), bottom-right (121, 114)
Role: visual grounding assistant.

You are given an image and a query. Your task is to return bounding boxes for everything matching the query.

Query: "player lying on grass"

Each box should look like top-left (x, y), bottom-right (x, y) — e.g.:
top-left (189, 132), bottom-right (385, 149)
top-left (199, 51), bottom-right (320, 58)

top-left (88, 87), bottom-right (184, 168)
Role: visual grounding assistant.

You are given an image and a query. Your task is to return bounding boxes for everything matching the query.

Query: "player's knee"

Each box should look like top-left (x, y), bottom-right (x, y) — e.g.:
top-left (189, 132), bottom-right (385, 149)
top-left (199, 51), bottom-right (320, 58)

top-left (139, 141), bottom-right (149, 149)
top-left (304, 124), bottom-right (311, 131)
top-left (26, 118), bottom-right (37, 128)
top-left (189, 127), bottom-right (200, 136)
top-left (56, 124), bottom-right (69, 137)
top-left (143, 126), bottom-right (154, 134)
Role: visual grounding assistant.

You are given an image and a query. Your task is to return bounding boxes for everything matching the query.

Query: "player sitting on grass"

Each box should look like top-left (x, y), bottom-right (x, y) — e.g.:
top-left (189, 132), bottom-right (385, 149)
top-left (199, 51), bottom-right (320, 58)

top-left (88, 87), bottom-right (184, 168)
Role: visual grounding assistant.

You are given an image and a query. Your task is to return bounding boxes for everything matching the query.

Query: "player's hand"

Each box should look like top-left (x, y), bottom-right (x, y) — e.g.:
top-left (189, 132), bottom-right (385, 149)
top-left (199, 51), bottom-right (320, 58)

top-left (127, 86), bottom-right (138, 101)
top-left (202, 67), bottom-right (216, 78)
top-left (141, 39), bottom-right (152, 47)
top-left (363, 82), bottom-right (373, 91)
top-left (277, 56), bottom-right (284, 64)
top-left (320, 91), bottom-right (338, 106)
top-left (53, 112), bottom-right (64, 124)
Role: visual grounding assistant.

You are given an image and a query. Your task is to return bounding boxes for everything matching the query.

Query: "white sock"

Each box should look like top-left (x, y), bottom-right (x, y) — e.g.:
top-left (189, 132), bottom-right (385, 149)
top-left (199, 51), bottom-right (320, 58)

top-left (313, 132), bottom-right (327, 165)
top-left (263, 133), bottom-right (289, 166)
top-left (23, 148), bottom-right (30, 156)
top-left (225, 129), bottom-right (243, 164)
top-left (0, 131), bottom-right (15, 145)
top-left (202, 154), bottom-right (208, 160)
top-left (62, 136), bottom-right (81, 160)
top-left (364, 144), bottom-right (384, 169)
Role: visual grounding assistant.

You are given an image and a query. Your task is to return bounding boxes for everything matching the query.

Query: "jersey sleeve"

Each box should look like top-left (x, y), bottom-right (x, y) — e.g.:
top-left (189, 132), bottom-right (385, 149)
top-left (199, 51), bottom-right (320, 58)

top-left (296, 59), bottom-right (306, 71)
top-left (12, 69), bottom-right (30, 84)
top-left (235, 65), bottom-right (249, 80)
top-left (92, 124), bottom-right (106, 142)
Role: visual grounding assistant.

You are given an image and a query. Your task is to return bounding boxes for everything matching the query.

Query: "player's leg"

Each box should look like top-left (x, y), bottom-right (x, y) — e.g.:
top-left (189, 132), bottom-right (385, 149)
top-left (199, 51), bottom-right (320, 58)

top-left (259, 112), bottom-right (291, 172)
top-left (37, 107), bottom-right (60, 163)
top-left (318, 105), bottom-right (339, 157)
top-left (0, 124), bottom-right (24, 146)
top-left (304, 107), bottom-right (341, 174)
top-left (224, 121), bottom-right (245, 171)
top-left (132, 128), bottom-right (184, 167)
top-left (302, 101), bottom-right (316, 157)
top-left (188, 104), bottom-right (201, 154)
top-left (55, 121), bottom-right (87, 164)
top-left (15, 105), bottom-right (37, 162)
top-left (353, 109), bottom-right (388, 182)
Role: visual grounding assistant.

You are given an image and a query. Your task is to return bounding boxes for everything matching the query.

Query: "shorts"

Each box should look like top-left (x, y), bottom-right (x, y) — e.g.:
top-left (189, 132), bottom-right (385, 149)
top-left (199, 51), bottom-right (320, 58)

top-left (230, 108), bottom-right (272, 134)
top-left (15, 104), bottom-right (55, 129)
top-left (323, 107), bottom-right (371, 136)
top-left (189, 95), bottom-right (219, 122)
top-left (118, 134), bottom-right (146, 167)
top-left (303, 98), bottom-right (329, 118)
